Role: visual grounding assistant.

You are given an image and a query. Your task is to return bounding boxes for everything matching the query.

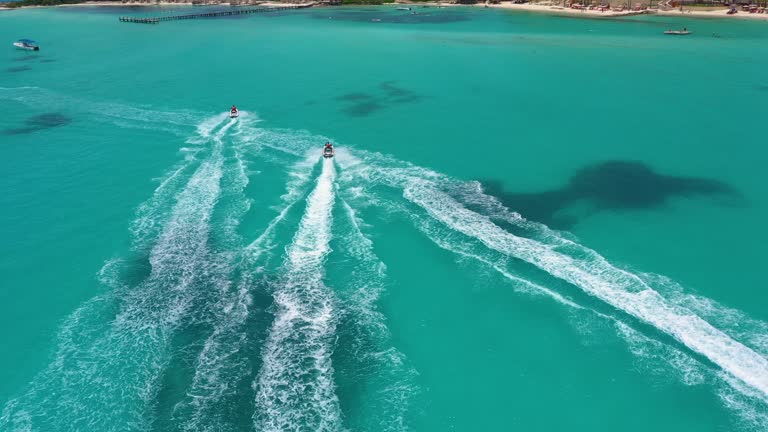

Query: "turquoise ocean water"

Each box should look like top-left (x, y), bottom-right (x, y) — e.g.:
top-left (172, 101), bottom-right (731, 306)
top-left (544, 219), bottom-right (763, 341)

top-left (1, 5), bottom-right (768, 431)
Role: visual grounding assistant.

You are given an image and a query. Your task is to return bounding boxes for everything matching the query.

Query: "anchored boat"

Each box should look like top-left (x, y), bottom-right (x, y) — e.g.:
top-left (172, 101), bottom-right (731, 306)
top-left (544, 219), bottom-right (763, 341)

top-left (13, 39), bottom-right (40, 51)
top-left (664, 29), bottom-right (691, 35)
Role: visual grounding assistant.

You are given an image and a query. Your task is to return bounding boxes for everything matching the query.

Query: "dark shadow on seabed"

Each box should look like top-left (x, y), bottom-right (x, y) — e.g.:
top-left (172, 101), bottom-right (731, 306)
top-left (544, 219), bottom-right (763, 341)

top-left (6, 66), bottom-right (32, 73)
top-left (3, 113), bottom-right (72, 135)
top-left (479, 160), bottom-right (741, 229)
top-left (337, 81), bottom-right (422, 117)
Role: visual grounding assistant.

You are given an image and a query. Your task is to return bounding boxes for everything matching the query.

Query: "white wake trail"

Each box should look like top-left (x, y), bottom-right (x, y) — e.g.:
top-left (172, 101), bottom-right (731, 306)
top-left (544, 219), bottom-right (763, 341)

top-left (179, 151), bottom-right (320, 432)
top-left (253, 158), bottom-right (342, 432)
top-left (131, 112), bottom-right (229, 248)
top-left (334, 147), bottom-right (768, 425)
top-left (334, 197), bottom-right (418, 432)
top-left (401, 179), bottom-right (768, 398)
top-left (0, 116), bottom-right (236, 432)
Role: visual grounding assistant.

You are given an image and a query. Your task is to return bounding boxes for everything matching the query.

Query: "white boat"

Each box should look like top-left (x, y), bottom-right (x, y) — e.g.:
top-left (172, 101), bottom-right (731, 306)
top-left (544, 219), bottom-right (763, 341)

top-left (13, 39), bottom-right (39, 51)
top-left (396, 6), bottom-right (411, 10)
top-left (229, 107), bottom-right (239, 118)
top-left (323, 143), bottom-right (334, 158)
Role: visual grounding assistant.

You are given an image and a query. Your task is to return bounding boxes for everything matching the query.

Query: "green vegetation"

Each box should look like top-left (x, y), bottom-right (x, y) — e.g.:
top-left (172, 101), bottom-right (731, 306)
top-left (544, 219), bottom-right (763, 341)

top-left (341, 0), bottom-right (395, 4)
top-left (4, 0), bottom-right (84, 8)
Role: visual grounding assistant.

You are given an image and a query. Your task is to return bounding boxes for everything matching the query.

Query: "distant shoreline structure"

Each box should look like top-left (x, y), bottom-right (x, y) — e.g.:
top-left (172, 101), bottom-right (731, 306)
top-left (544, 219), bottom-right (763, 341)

top-left (2, 0), bottom-right (768, 21)
top-left (479, 1), bottom-right (768, 20)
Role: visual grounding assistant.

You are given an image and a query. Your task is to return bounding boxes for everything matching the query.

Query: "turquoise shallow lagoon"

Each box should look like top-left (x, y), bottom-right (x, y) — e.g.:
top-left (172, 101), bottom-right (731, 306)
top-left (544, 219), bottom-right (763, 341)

top-left (1, 5), bottom-right (768, 431)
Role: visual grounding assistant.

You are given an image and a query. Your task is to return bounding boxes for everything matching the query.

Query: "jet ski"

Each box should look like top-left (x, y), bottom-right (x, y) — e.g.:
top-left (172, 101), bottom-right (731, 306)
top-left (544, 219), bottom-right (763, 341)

top-left (229, 106), bottom-right (239, 118)
top-left (13, 39), bottom-right (39, 51)
top-left (323, 143), bottom-right (334, 158)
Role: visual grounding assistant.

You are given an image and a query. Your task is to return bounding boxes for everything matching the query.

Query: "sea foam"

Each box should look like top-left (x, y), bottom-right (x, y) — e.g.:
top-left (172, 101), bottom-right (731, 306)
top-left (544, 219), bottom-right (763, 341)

top-left (253, 158), bottom-right (342, 432)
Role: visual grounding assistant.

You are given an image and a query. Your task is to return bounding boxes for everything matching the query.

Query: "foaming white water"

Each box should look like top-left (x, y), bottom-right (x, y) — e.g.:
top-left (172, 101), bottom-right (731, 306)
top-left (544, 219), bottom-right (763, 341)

top-left (718, 371), bottom-right (768, 429)
top-left (335, 197), bottom-right (418, 432)
top-left (196, 113), bottom-right (231, 139)
top-left (220, 148), bottom-right (251, 238)
top-left (244, 151), bottom-right (320, 259)
top-left (213, 116), bottom-right (260, 246)
top-left (236, 123), bottom-right (330, 160)
top-left (131, 113), bottom-right (228, 247)
top-left (253, 158), bottom-right (342, 432)
top-left (180, 273), bottom-right (251, 432)
top-left (128, 118), bottom-right (234, 323)
top-left (179, 150), bottom-right (319, 432)
top-left (401, 189), bottom-right (716, 385)
top-left (416, 202), bottom-right (724, 390)
top-left (400, 180), bottom-right (768, 397)
top-left (638, 273), bottom-right (768, 359)
top-left (0, 117), bottom-right (236, 431)
top-left (281, 151), bottom-right (322, 201)
top-left (380, 177), bottom-right (768, 429)
top-left (334, 148), bottom-right (768, 420)
top-left (418, 214), bottom-right (583, 310)
top-left (614, 320), bottom-right (707, 386)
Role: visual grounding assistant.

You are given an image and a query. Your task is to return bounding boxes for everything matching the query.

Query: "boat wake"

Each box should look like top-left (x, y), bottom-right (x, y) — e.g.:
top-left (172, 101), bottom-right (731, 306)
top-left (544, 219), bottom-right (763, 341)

top-left (334, 147), bottom-right (768, 429)
top-left (3, 103), bottom-right (766, 431)
top-left (1, 114), bottom-right (236, 431)
top-left (2, 109), bottom-right (418, 431)
top-left (332, 197), bottom-right (419, 431)
top-left (177, 150), bottom-right (320, 432)
top-left (252, 158), bottom-right (342, 432)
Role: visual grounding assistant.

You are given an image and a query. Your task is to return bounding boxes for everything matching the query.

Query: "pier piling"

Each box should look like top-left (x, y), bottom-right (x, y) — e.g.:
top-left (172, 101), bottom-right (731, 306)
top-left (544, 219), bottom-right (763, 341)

top-left (118, 4), bottom-right (312, 24)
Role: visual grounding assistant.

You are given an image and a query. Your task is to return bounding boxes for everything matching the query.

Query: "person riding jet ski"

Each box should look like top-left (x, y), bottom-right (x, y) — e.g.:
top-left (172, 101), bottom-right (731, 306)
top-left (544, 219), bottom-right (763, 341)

top-left (323, 142), bottom-right (334, 158)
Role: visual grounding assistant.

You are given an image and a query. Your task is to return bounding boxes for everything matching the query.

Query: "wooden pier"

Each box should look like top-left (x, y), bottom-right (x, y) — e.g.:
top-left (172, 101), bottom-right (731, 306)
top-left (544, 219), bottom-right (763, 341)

top-left (119, 4), bottom-right (312, 24)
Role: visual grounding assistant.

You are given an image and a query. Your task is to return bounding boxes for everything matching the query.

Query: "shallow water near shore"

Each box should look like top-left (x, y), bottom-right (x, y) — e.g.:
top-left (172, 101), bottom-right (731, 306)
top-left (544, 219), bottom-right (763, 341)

top-left (1, 5), bottom-right (768, 431)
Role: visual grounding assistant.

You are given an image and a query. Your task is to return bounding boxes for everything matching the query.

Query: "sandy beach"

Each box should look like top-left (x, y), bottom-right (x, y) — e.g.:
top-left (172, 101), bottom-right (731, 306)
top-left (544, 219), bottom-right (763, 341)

top-left (655, 6), bottom-right (768, 20)
top-left (471, 2), bottom-right (653, 18)
top-left (472, 1), bottom-right (768, 20)
top-left (3, 0), bottom-right (768, 21)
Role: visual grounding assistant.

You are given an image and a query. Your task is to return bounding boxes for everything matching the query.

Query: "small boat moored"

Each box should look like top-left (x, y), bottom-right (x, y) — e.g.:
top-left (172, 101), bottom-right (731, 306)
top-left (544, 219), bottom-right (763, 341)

top-left (664, 29), bottom-right (691, 35)
top-left (396, 6), bottom-right (411, 10)
top-left (13, 39), bottom-right (40, 51)
top-left (323, 142), bottom-right (334, 158)
top-left (229, 105), bottom-right (239, 118)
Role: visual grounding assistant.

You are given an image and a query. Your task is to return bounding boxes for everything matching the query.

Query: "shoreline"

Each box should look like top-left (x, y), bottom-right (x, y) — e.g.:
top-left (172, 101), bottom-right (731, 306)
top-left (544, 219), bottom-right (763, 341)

top-left (472, 1), bottom-right (768, 20)
top-left (0, 0), bottom-right (312, 9)
top-left (3, 0), bottom-right (768, 20)
top-left (473, 2), bottom-right (652, 18)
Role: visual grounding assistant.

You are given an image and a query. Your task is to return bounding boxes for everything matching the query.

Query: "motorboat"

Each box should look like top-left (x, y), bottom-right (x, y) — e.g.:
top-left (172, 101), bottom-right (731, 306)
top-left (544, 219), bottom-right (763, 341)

top-left (229, 107), bottom-right (239, 118)
top-left (664, 29), bottom-right (691, 35)
top-left (396, 6), bottom-right (411, 10)
top-left (13, 39), bottom-right (39, 51)
top-left (323, 143), bottom-right (334, 158)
